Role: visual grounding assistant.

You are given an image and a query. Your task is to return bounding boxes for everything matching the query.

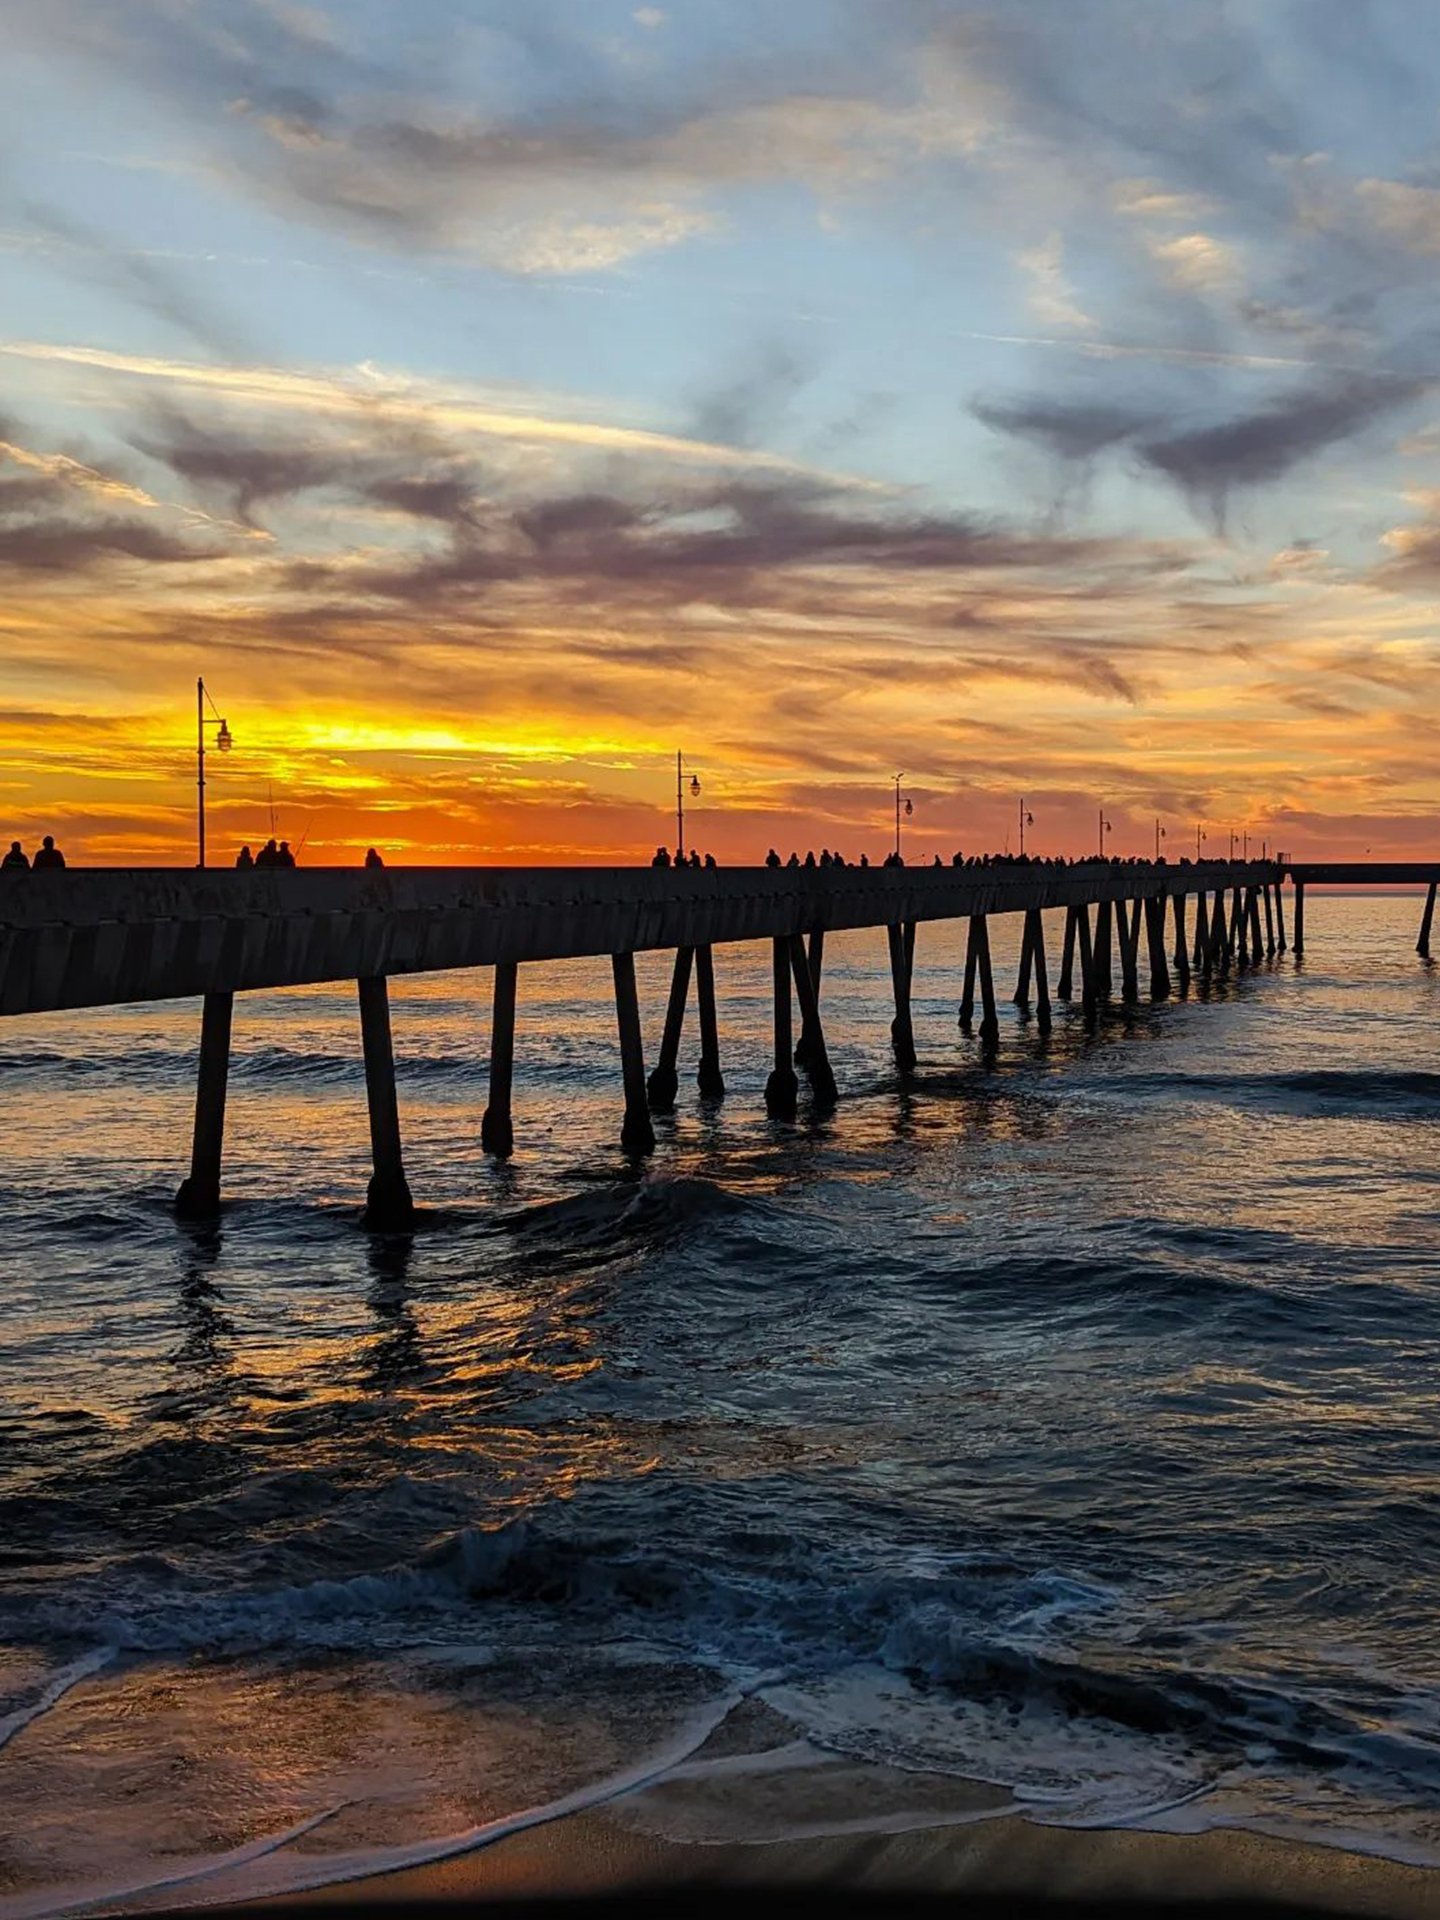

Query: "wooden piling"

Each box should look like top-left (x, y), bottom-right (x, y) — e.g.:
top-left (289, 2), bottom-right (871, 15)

top-left (794, 929), bottom-right (824, 1064)
top-left (646, 944), bottom-right (693, 1112)
top-left (357, 974), bottom-right (414, 1228)
top-left (1146, 896), bottom-right (1171, 998)
top-left (1192, 888), bottom-right (1209, 970)
top-left (1262, 885), bottom-right (1276, 955)
top-left (1172, 893), bottom-right (1190, 987)
top-left (1014, 910), bottom-right (1036, 1005)
top-left (959, 917), bottom-right (980, 1026)
top-left (695, 943), bottom-right (725, 1097)
top-left (1207, 890), bottom-right (1230, 974)
top-left (1273, 881), bottom-right (1287, 953)
top-left (1057, 905), bottom-right (1078, 999)
top-left (765, 936), bottom-right (799, 1117)
top-left (1028, 910), bottom-right (1052, 1032)
top-left (1076, 905), bottom-right (1095, 1013)
top-left (1247, 889), bottom-right (1264, 965)
top-left (789, 933), bottom-right (837, 1104)
top-left (612, 951), bottom-right (656, 1154)
top-left (975, 914), bottom-right (999, 1043)
top-left (887, 922), bottom-right (917, 1071)
top-left (175, 989), bottom-right (234, 1220)
top-left (1093, 899), bottom-right (1113, 998)
top-left (481, 961), bottom-right (518, 1157)
top-left (1418, 883), bottom-right (1437, 957)
top-left (1117, 897), bottom-right (1140, 1002)
top-left (1293, 881), bottom-right (1305, 955)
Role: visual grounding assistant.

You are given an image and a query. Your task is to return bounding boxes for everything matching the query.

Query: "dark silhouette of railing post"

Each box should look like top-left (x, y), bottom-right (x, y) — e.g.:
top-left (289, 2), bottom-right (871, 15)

top-left (887, 922), bottom-right (917, 1071)
top-left (481, 961), bottom-right (517, 1157)
top-left (612, 952), bottom-right (656, 1154)
top-left (1418, 883), bottom-right (1437, 957)
top-left (647, 944), bottom-right (693, 1112)
top-left (765, 936), bottom-right (798, 1117)
top-left (789, 933), bottom-right (837, 1104)
top-left (357, 975), bottom-right (414, 1229)
top-left (694, 944), bottom-right (724, 1097)
top-left (175, 989), bottom-right (233, 1220)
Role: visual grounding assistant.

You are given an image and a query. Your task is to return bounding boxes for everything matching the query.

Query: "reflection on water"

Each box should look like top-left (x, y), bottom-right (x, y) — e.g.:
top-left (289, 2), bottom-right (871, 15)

top-left (3, 898), bottom-right (1440, 1908)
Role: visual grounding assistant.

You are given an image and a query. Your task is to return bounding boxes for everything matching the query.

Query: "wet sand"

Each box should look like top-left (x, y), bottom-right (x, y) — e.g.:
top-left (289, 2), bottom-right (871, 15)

top-left (246, 1807), bottom-right (1440, 1918)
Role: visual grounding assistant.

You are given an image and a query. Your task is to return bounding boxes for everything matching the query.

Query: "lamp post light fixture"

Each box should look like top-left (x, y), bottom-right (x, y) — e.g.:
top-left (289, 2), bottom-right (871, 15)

top-left (1155, 819), bottom-right (1167, 861)
top-left (1098, 808), bottom-right (1112, 858)
top-left (893, 774), bottom-right (913, 859)
top-left (676, 751), bottom-right (701, 859)
top-left (196, 676), bottom-right (233, 870)
top-left (1019, 797), bottom-right (1034, 856)
top-left (1196, 823), bottom-right (1207, 860)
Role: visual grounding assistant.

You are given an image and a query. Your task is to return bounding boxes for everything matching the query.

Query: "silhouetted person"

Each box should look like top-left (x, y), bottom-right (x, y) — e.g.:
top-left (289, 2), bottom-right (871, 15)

top-left (704, 852), bottom-right (717, 869)
top-left (364, 847), bottom-right (384, 869)
top-left (786, 852), bottom-right (800, 867)
top-left (277, 840), bottom-right (296, 868)
top-left (933, 854), bottom-right (943, 867)
top-left (2, 841), bottom-right (28, 871)
top-left (765, 848), bottom-right (781, 868)
top-left (235, 845), bottom-right (254, 869)
top-left (33, 835), bottom-right (65, 870)
top-left (859, 852), bottom-right (870, 867)
top-left (256, 838), bottom-right (280, 868)
top-left (804, 850), bottom-right (817, 868)
top-left (653, 846), bottom-right (671, 868)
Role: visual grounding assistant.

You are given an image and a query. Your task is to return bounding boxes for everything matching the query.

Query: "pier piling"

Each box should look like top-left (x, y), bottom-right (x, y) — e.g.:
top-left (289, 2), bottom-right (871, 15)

top-left (1093, 900), bottom-right (1114, 999)
top-left (1263, 885), bottom-right (1276, 956)
top-left (646, 944), bottom-right (693, 1112)
top-left (1274, 881), bottom-right (1287, 953)
top-left (789, 934), bottom-right (838, 1104)
top-left (175, 989), bottom-right (233, 1220)
top-left (794, 930), bottom-right (824, 1065)
top-left (1294, 881), bottom-right (1305, 956)
top-left (1418, 883), bottom-right (1437, 957)
top-left (766, 936), bottom-right (799, 1117)
top-left (1057, 905), bottom-right (1078, 999)
top-left (1146, 896), bottom-right (1171, 998)
top-left (960, 917), bottom-right (979, 1026)
top-left (1118, 899), bottom-right (1140, 1002)
top-left (695, 944), bottom-right (725, 1097)
top-left (1027, 910), bottom-right (1052, 1031)
top-left (357, 975), bottom-right (414, 1229)
top-left (1172, 894), bottom-right (1190, 988)
top-left (1076, 905), bottom-right (1095, 1012)
top-left (481, 961), bottom-right (518, 1158)
top-left (612, 952), bottom-right (656, 1154)
top-left (888, 922), bottom-right (917, 1071)
top-left (975, 914), bottom-right (1000, 1043)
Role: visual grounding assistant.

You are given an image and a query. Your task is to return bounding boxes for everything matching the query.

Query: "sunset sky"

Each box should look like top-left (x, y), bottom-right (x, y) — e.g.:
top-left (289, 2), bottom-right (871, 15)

top-left (4, 0), bottom-right (1440, 865)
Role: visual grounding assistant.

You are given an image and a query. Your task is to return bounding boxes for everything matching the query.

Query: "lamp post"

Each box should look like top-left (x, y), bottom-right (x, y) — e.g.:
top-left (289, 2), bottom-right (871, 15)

top-left (1229, 829), bottom-right (1236, 861)
top-left (1155, 819), bottom-right (1167, 861)
top-left (1019, 797), bottom-right (1034, 856)
top-left (893, 774), bottom-right (913, 859)
top-left (676, 751), bottom-right (701, 859)
top-left (196, 676), bottom-right (232, 870)
top-left (1196, 823), bottom-right (1207, 860)
top-left (1098, 808), bottom-right (1112, 858)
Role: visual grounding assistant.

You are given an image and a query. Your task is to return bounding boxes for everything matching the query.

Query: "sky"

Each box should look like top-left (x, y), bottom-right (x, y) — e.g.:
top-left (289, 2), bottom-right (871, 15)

top-left (3, 0), bottom-right (1440, 867)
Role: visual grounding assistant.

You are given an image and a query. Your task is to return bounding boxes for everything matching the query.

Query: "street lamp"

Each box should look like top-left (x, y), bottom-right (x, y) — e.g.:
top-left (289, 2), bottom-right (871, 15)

top-left (1098, 808), bottom-right (1112, 857)
top-left (676, 751), bottom-right (701, 859)
top-left (196, 676), bottom-right (233, 870)
top-left (1196, 823), bottom-right (1207, 860)
top-left (1154, 819), bottom-right (1167, 861)
top-left (1019, 797), bottom-right (1034, 856)
top-left (893, 773), bottom-right (913, 859)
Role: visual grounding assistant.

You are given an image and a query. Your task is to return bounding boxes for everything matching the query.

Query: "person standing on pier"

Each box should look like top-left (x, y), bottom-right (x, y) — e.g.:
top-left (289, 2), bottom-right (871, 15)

top-left (235, 845), bottom-right (254, 870)
top-left (2, 841), bottom-right (28, 870)
top-left (32, 835), bottom-right (66, 870)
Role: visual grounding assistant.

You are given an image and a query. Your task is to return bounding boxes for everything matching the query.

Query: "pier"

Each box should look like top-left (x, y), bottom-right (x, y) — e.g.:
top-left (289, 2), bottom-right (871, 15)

top-left (0, 857), bottom-right (1424, 1228)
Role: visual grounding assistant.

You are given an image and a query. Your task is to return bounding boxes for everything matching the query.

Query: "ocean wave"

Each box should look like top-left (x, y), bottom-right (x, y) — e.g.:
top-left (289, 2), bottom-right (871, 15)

top-left (1095, 1068), bottom-right (1440, 1116)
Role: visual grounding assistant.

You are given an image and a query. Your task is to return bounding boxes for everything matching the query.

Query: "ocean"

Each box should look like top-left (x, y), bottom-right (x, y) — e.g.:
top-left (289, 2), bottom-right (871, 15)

top-left (2, 892), bottom-right (1439, 1911)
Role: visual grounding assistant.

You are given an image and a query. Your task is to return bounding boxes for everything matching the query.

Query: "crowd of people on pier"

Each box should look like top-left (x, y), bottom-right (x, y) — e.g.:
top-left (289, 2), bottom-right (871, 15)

top-left (1, 835), bottom-right (1275, 874)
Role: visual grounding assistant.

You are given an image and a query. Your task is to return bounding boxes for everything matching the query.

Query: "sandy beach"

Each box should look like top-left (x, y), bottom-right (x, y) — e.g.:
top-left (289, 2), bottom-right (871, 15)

top-left (240, 1807), bottom-right (1440, 1918)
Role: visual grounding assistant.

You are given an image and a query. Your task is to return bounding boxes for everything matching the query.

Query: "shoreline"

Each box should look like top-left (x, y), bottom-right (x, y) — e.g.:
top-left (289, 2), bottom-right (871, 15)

top-left (230, 1807), bottom-right (1440, 1918)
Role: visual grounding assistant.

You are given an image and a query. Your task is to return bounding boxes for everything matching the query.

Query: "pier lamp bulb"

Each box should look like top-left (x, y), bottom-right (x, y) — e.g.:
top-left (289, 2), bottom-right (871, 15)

top-left (690, 774), bottom-right (700, 797)
top-left (904, 797), bottom-right (913, 816)
top-left (216, 720), bottom-right (233, 753)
